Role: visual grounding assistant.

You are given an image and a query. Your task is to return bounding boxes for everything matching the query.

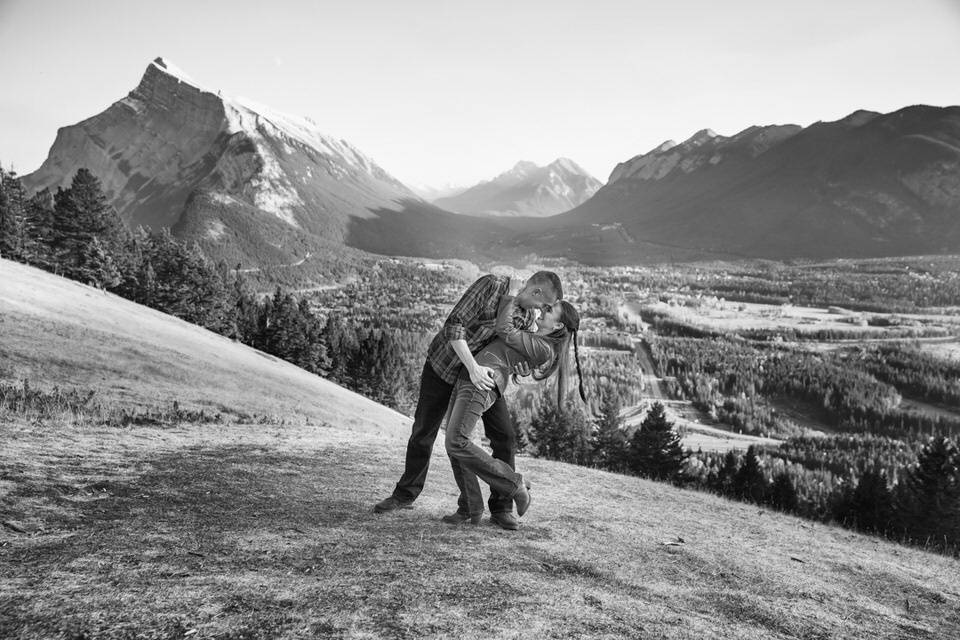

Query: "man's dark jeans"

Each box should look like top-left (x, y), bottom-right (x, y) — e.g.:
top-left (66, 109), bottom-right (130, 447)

top-left (392, 362), bottom-right (516, 513)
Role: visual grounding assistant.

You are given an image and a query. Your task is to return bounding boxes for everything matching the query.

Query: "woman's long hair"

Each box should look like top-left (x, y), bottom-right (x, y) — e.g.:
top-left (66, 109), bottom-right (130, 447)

top-left (532, 300), bottom-right (586, 411)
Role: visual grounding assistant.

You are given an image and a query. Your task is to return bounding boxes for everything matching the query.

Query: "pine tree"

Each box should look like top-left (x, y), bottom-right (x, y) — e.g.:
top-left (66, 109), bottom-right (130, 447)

top-left (710, 450), bottom-right (739, 496)
top-left (628, 401), bottom-right (686, 482)
top-left (372, 331), bottom-right (406, 409)
top-left (0, 168), bottom-right (26, 260)
top-left (593, 388), bottom-right (627, 472)
top-left (230, 267), bottom-right (260, 344)
top-left (528, 399), bottom-right (591, 465)
top-left (769, 471), bottom-right (799, 513)
top-left (323, 315), bottom-right (356, 383)
top-left (898, 436), bottom-right (960, 548)
top-left (849, 467), bottom-right (894, 534)
top-left (51, 168), bottom-right (125, 282)
top-left (732, 445), bottom-right (767, 503)
top-left (22, 189), bottom-right (56, 268)
top-left (78, 236), bottom-right (121, 289)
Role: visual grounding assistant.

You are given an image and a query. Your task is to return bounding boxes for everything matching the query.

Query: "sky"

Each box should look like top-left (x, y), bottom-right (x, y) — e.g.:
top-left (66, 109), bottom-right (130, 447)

top-left (2, 0), bottom-right (960, 188)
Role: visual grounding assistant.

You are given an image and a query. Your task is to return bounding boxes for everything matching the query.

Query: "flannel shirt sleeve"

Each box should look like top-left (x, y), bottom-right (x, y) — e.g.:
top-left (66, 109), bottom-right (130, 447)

top-left (442, 274), bottom-right (497, 342)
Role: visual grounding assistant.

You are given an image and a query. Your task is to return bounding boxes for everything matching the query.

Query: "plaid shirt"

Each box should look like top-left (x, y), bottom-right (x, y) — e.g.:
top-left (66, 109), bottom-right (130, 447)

top-left (427, 274), bottom-right (532, 384)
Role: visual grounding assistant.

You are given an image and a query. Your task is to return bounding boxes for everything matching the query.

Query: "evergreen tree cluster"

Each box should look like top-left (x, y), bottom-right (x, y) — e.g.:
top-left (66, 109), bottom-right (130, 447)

top-left (686, 437), bottom-right (960, 553)
top-left (526, 391), bottom-right (687, 484)
top-left (650, 336), bottom-right (960, 439)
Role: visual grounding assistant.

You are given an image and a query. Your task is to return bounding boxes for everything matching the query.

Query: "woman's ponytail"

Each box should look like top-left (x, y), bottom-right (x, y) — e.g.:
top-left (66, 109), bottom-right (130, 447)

top-left (539, 300), bottom-right (587, 411)
top-left (572, 329), bottom-right (586, 403)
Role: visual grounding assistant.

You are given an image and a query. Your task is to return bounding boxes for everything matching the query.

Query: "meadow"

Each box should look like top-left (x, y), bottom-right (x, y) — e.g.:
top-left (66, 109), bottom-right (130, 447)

top-left (4, 258), bottom-right (960, 639)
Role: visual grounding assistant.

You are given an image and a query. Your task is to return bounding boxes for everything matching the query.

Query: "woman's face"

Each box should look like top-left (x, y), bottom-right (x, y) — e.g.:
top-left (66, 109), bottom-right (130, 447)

top-left (536, 303), bottom-right (564, 334)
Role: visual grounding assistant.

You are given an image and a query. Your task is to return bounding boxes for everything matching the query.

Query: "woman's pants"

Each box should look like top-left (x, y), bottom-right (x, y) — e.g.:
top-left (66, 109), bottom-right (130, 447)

top-left (445, 375), bottom-right (524, 516)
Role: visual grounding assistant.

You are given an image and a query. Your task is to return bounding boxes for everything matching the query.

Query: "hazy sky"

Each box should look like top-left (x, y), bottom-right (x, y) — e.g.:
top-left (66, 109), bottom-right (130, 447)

top-left (2, 0), bottom-right (959, 187)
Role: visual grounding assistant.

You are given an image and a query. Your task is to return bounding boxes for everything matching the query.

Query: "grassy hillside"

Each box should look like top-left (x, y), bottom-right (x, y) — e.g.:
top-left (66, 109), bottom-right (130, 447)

top-left (2, 258), bottom-right (958, 639)
top-left (0, 259), bottom-right (408, 436)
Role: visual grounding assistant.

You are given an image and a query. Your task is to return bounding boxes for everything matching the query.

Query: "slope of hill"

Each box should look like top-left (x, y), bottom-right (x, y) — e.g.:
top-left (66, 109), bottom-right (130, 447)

top-left (434, 158), bottom-right (602, 217)
top-left (0, 258), bottom-right (408, 435)
top-left (2, 257), bottom-right (958, 638)
top-left (501, 105), bottom-right (960, 263)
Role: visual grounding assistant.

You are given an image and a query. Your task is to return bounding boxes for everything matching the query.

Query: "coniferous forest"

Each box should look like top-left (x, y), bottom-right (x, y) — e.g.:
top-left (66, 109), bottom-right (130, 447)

top-left (2, 165), bottom-right (959, 556)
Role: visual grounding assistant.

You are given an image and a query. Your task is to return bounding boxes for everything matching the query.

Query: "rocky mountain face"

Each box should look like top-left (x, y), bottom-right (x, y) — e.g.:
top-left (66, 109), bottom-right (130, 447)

top-left (433, 158), bottom-right (602, 217)
top-left (501, 106), bottom-right (960, 263)
top-left (22, 58), bottom-right (439, 268)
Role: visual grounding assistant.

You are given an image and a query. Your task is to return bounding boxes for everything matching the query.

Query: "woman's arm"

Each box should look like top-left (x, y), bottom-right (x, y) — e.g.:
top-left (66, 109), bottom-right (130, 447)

top-left (496, 296), bottom-right (553, 367)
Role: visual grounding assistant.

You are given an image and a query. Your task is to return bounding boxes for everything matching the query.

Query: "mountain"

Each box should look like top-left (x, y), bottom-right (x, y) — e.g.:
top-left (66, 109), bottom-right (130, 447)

top-left (433, 158), bottom-right (602, 217)
top-left (405, 180), bottom-right (466, 201)
top-left (501, 106), bottom-right (960, 263)
top-left (21, 58), bottom-right (506, 269)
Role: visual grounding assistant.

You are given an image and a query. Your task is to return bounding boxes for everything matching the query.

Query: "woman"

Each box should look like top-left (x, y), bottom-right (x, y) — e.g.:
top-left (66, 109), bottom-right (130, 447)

top-left (443, 294), bottom-right (586, 525)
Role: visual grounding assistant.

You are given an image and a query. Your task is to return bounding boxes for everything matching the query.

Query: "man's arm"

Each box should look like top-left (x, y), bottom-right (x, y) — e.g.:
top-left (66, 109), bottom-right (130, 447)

top-left (444, 275), bottom-right (498, 390)
top-left (451, 339), bottom-right (496, 391)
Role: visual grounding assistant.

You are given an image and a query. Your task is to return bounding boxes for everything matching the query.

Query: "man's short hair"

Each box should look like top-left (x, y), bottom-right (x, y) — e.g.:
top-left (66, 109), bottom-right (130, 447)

top-left (528, 270), bottom-right (563, 301)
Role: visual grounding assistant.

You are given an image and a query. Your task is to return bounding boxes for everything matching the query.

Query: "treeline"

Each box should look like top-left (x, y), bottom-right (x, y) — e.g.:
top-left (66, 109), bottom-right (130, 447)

top-left (649, 336), bottom-right (960, 439)
top-left (0, 167), bottom-right (422, 413)
top-left (686, 436), bottom-right (960, 554)
top-left (850, 344), bottom-right (960, 408)
top-left (643, 307), bottom-right (950, 342)
top-left (527, 390), bottom-right (959, 555)
top-left (686, 260), bottom-right (960, 312)
top-left (310, 259), bottom-right (467, 332)
top-left (523, 394), bottom-right (687, 483)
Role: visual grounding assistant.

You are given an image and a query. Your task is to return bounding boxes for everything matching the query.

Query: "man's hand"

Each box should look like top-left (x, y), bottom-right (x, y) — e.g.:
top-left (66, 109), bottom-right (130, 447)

top-left (511, 361), bottom-right (532, 378)
top-left (468, 364), bottom-right (496, 391)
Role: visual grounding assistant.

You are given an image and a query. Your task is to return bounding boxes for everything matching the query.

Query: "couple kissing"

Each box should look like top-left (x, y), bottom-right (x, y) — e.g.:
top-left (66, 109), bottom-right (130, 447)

top-left (374, 270), bottom-right (586, 530)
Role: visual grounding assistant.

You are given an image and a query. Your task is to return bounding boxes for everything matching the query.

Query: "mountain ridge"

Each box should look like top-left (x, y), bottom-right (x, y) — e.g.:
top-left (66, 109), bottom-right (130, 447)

top-left (502, 104), bottom-right (960, 263)
top-left (434, 157), bottom-right (602, 217)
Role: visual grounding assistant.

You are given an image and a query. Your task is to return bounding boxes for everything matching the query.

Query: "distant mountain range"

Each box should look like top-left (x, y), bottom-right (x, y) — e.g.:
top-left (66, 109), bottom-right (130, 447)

top-left (406, 181), bottom-right (466, 202)
top-left (433, 159), bottom-right (602, 217)
top-left (21, 58), bottom-right (960, 267)
top-left (500, 106), bottom-right (960, 263)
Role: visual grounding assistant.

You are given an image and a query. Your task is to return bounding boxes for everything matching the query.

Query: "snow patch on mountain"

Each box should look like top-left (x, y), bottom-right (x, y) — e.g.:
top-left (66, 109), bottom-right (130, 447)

top-left (150, 57), bottom-right (203, 88)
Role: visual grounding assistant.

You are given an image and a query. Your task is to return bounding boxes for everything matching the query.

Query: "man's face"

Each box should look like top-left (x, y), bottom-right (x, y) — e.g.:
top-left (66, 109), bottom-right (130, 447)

top-left (515, 282), bottom-right (558, 312)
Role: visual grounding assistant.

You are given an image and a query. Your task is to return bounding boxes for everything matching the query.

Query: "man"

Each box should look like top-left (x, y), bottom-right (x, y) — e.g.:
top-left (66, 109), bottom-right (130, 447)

top-left (374, 270), bottom-right (562, 530)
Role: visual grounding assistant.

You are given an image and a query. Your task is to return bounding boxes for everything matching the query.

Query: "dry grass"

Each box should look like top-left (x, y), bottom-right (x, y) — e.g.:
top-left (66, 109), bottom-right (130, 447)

top-left (0, 259), bottom-right (409, 439)
top-left (2, 417), bottom-right (958, 640)
top-left (2, 258), bottom-right (959, 639)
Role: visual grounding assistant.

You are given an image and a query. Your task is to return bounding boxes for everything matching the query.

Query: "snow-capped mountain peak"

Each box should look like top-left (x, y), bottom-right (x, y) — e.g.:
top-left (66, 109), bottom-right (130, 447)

top-left (150, 57), bottom-right (203, 88)
top-left (24, 57), bottom-right (416, 267)
top-left (433, 158), bottom-right (602, 217)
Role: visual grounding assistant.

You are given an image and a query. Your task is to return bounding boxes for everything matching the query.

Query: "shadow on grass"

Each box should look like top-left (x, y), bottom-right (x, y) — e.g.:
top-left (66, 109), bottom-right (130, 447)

top-left (0, 442), bottom-right (545, 639)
